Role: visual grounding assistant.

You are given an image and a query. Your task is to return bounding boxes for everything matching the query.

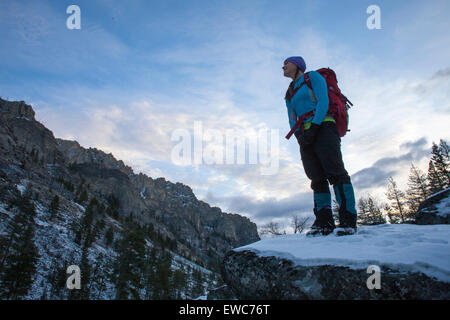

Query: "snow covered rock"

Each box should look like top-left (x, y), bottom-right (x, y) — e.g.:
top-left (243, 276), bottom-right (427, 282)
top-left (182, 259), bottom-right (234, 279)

top-left (416, 187), bottom-right (450, 225)
top-left (221, 224), bottom-right (450, 299)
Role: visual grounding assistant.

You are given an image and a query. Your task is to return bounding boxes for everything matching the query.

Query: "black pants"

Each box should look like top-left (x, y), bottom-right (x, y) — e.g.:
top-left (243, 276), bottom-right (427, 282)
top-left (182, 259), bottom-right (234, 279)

top-left (295, 121), bottom-right (357, 226)
top-left (296, 121), bottom-right (351, 190)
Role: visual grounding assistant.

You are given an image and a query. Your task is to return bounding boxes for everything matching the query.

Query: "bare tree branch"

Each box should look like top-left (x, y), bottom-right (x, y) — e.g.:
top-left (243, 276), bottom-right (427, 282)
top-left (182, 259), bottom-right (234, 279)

top-left (259, 222), bottom-right (285, 236)
top-left (291, 215), bottom-right (310, 234)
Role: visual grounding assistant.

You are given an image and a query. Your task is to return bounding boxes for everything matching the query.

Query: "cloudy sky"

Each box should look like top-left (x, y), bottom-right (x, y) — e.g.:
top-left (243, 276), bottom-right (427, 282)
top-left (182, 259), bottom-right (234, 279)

top-left (1, 0), bottom-right (449, 230)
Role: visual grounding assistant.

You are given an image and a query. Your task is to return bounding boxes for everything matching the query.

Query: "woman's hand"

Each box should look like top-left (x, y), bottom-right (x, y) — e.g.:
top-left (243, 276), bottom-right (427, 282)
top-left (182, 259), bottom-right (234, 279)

top-left (295, 123), bottom-right (320, 148)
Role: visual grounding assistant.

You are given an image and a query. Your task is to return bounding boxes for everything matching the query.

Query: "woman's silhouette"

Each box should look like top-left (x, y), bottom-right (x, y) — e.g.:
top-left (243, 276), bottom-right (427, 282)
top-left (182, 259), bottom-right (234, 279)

top-left (283, 56), bottom-right (357, 236)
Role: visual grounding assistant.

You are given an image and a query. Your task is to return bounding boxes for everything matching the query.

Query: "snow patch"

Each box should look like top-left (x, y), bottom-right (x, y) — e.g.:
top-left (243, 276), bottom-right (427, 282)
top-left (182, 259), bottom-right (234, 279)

top-left (435, 196), bottom-right (450, 217)
top-left (16, 116), bottom-right (31, 121)
top-left (426, 187), bottom-right (450, 201)
top-left (172, 253), bottom-right (213, 276)
top-left (235, 224), bottom-right (450, 283)
top-left (16, 181), bottom-right (28, 195)
top-left (140, 187), bottom-right (147, 200)
top-left (71, 201), bottom-right (86, 212)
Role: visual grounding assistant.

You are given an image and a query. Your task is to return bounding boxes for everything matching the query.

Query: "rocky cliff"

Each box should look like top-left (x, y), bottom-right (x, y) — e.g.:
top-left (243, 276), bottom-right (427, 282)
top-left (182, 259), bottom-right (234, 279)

top-left (0, 98), bottom-right (259, 298)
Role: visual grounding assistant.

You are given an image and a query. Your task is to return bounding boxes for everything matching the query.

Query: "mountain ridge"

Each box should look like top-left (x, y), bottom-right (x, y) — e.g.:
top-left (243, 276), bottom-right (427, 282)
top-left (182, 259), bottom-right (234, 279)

top-left (0, 97), bottom-right (258, 299)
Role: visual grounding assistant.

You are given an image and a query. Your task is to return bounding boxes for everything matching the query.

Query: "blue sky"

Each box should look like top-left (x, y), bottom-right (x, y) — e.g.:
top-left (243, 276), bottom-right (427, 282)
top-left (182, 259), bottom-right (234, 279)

top-left (1, 0), bottom-right (449, 230)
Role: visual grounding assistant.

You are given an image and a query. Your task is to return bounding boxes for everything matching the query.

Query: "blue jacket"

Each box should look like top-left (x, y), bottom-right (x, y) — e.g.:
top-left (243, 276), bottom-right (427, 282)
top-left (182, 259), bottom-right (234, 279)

top-left (285, 70), bottom-right (330, 133)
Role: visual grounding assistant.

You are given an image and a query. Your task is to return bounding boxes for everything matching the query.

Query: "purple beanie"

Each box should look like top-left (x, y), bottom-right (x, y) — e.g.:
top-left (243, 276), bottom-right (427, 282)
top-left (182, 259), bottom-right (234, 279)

top-left (285, 56), bottom-right (306, 72)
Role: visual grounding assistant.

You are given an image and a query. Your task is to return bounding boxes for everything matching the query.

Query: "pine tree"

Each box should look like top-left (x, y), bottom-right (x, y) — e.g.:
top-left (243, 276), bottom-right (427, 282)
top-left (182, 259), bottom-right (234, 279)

top-left (434, 140), bottom-right (450, 188)
top-left (358, 195), bottom-right (385, 225)
top-left (436, 139), bottom-right (450, 189)
top-left (0, 224), bottom-right (39, 299)
top-left (90, 253), bottom-right (114, 299)
top-left (386, 176), bottom-right (407, 223)
top-left (77, 188), bottom-right (88, 205)
top-left (65, 180), bottom-right (75, 193)
top-left (366, 196), bottom-right (386, 225)
top-left (78, 246), bottom-right (91, 300)
top-left (105, 226), bottom-right (114, 246)
top-left (405, 163), bottom-right (429, 217)
top-left (0, 195), bottom-right (39, 299)
top-left (106, 194), bottom-right (120, 220)
top-left (191, 268), bottom-right (204, 298)
top-left (76, 198), bottom-right (98, 248)
top-left (440, 139), bottom-right (450, 163)
top-left (428, 161), bottom-right (444, 195)
top-left (357, 197), bottom-right (370, 225)
top-left (172, 268), bottom-right (187, 299)
top-left (47, 254), bottom-right (68, 299)
top-left (153, 253), bottom-right (172, 299)
top-left (115, 224), bottom-right (147, 299)
top-left (40, 282), bottom-right (48, 300)
top-left (144, 247), bottom-right (157, 299)
top-left (383, 203), bottom-right (400, 224)
top-left (428, 140), bottom-right (450, 193)
top-left (49, 194), bottom-right (59, 220)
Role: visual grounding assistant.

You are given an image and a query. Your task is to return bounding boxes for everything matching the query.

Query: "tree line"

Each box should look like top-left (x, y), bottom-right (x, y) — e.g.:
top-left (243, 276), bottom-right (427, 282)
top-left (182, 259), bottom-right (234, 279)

top-left (0, 181), bottom-right (220, 299)
top-left (358, 139), bottom-right (449, 225)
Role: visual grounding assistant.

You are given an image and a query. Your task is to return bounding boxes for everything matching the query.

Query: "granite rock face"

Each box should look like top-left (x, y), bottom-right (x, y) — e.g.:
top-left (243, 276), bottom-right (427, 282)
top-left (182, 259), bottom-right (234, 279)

top-left (222, 250), bottom-right (450, 300)
top-left (0, 98), bottom-right (260, 271)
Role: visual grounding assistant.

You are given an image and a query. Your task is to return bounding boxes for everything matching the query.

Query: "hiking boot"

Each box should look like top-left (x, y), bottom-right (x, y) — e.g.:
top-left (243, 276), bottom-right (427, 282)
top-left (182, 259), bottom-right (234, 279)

top-left (306, 206), bottom-right (335, 237)
top-left (335, 210), bottom-right (357, 236)
top-left (334, 226), bottom-right (357, 236)
top-left (332, 180), bottom-right (358, 236)
top-left (306, 225), bottom-right (335, 237)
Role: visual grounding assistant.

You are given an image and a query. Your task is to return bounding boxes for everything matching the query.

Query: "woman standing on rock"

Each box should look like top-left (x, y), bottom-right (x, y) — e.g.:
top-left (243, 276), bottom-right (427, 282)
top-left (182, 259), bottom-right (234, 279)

top-left (282, 56), bottom-right (357, 236)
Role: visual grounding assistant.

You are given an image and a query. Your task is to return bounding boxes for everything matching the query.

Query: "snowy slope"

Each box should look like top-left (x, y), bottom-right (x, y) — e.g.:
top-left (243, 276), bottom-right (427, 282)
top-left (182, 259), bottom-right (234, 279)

top-left (0, 198), bottom-right (219, 299)
top-left (235, 224), bottom-right (450, 283)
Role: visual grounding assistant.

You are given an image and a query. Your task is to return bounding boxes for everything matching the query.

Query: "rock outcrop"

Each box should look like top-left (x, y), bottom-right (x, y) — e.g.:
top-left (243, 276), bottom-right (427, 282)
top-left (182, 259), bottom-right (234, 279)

top-left (222, 215), bottom-right (450, 300)
top-left (222, 250), bottom-right (450, 300)
top-left (415, 187), bottom-right (450, 225)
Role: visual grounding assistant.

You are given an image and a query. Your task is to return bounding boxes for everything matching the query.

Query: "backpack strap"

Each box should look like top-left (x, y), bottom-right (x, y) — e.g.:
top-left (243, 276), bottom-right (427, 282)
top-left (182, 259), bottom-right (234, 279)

top-left (286, 72), bottom-right (311, 102)
top-left (304, 72), bottom-right (312, 90)
top-left (303, 72), bottom-right (318, 104)
top-left (285, 72), bottom-right (314, 140)
top-left (285, 110), bottom-right (315, 140)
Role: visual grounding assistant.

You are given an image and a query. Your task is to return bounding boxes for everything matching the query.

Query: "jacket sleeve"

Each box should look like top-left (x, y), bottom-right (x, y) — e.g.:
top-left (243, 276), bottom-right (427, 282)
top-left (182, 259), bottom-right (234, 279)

top-left (309, 71), bottom-right (330, 125)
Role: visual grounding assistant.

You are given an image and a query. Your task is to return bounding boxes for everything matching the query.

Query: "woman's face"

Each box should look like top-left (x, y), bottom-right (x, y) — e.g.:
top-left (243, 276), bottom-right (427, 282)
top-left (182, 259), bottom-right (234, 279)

top-left (282, 61), bottom-right (297, 79)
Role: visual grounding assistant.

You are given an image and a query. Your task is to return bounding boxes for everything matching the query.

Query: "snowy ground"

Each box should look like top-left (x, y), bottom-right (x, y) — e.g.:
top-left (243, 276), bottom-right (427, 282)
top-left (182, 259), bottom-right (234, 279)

top-left (235, 224), bottom-right (450, 283)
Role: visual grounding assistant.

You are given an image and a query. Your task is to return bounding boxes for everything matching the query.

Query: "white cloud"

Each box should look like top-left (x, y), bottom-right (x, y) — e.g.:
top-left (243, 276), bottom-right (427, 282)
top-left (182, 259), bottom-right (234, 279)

top-left (8, 0), bottom-right (450, 225)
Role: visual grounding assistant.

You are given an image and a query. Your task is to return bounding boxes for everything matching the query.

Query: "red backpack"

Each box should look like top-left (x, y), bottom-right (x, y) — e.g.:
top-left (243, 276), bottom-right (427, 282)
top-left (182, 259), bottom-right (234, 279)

top-left (285, 68), bottom-right (353, 139)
